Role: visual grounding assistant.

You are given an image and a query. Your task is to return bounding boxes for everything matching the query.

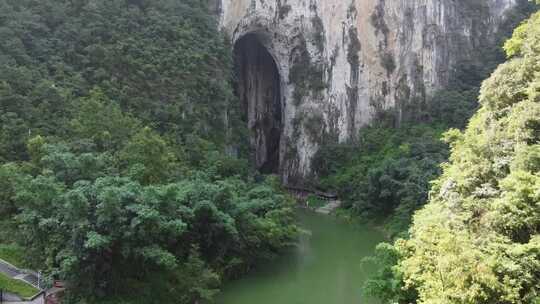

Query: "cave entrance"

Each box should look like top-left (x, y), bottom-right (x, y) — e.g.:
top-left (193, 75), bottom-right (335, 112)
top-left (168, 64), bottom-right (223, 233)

top-left (234, 34), bottom-right (282, 174)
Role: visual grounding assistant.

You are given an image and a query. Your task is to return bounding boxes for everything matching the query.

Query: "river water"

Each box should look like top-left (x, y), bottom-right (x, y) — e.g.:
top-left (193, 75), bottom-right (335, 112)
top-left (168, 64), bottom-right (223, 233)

top-left (216, 209), bottom-right (385, 304)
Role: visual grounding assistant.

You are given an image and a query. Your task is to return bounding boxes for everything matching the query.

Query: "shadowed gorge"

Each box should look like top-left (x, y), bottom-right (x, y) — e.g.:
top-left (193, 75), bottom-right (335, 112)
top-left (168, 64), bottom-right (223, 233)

top-left (234, 34), bottom-right (282, 174)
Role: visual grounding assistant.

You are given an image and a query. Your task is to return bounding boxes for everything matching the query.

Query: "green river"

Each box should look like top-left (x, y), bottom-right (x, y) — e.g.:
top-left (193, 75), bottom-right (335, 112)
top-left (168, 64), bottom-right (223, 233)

top-left (216, 209), bottom-right (385, 304)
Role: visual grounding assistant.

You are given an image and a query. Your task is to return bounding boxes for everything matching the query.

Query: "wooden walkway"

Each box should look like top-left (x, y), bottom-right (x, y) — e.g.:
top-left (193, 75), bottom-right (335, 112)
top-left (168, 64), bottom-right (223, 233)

top-left (286, 186), bottom-right (341, 214)
top-left (285, 186), bottom-right (337, 200)
top-left (315, 200), bottom-right (342, 214)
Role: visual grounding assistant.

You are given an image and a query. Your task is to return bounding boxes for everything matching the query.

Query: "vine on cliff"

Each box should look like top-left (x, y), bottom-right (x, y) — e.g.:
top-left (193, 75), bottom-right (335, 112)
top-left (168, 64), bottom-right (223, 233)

top-left (289, 37), bottom-right (326, 106)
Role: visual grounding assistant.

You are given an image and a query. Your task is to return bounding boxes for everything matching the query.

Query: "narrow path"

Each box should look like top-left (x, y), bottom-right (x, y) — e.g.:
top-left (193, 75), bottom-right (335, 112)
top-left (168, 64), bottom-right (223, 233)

top-left (0, 259), bottom-right (44, 303)
top-left (2, 291), bottom-right (23, 301)
top-left (0, 258), bottom-right (41, 289)
top-left (1, 259), bottom-right (63, 304)
top-left (0, 259), bottom-right (20, 277)
top-left (2, 296), bottom-right (44, 304)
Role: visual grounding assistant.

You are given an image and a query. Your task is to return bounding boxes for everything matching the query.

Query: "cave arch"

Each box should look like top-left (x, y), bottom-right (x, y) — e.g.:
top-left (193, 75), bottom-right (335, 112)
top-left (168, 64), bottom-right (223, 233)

top-left (234, 33), bottom-right (283, 174)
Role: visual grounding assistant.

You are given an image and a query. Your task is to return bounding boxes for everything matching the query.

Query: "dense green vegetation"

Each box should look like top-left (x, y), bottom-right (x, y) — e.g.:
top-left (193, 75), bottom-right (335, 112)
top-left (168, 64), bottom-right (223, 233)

top-left (313, 123), bottom-right (449, 236)
top-left (313, 94), bottom-right (483, 238)
top-left (0, 1), bottom-right (297, 303)
top-left (364, 7), bottom-right (540, 304)
top-left (0, 243), bottom-right (27, 268)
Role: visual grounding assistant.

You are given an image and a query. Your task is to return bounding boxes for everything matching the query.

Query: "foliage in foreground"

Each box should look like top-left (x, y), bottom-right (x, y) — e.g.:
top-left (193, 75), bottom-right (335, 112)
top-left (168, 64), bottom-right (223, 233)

top-left (367, 10), bottom-right (540, 303)
top-left (5, 148), bottom-right (296, 302)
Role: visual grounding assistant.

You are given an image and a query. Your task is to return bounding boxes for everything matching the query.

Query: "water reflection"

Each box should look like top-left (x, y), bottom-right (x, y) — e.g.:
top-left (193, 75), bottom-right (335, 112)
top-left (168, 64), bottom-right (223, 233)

top-left (216, 210), bottom-right (384, 304)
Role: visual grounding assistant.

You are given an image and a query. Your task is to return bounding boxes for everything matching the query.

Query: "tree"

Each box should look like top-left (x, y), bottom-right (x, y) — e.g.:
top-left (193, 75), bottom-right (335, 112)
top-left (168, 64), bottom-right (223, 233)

top-left (392, 10), bottom-right (540, 303)
top-left (70, 89), bottom-right (140, 152)
top-left (118, 127), bottom-right (181, 185)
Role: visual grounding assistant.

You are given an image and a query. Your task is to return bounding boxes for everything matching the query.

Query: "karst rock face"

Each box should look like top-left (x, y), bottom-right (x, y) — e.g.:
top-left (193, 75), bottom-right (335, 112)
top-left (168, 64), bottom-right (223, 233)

top-left (215, 0), bottom-right (517, 185)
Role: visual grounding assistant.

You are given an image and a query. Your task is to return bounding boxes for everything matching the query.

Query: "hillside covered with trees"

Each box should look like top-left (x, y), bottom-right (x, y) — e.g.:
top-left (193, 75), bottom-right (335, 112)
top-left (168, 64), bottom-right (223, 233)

top-left (0, 1), bottom-right (297, 303)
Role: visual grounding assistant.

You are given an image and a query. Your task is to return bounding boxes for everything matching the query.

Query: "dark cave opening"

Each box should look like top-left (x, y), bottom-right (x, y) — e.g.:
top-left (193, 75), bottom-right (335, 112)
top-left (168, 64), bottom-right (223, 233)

top-left (234, 34), bottom-right (282, 174)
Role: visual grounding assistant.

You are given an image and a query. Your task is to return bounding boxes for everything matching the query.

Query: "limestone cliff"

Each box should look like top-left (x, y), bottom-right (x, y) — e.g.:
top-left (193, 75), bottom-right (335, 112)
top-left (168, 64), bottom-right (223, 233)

top-left (217, 0), bottom-right (520, 185)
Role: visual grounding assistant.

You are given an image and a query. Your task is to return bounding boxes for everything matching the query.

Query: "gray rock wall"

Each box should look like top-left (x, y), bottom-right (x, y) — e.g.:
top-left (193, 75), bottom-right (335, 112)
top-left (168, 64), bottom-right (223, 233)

top-left (218, 0), bottom-right (517, 185)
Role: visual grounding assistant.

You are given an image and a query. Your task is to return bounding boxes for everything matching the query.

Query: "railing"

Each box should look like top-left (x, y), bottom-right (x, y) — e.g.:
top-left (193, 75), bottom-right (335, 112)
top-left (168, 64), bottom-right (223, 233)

top-left (0, 259), bottom-right (43, 290)
top-left (285, 186), bottom-right (338, 200)
top-left (0, 289), bottom-right (45, 303)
